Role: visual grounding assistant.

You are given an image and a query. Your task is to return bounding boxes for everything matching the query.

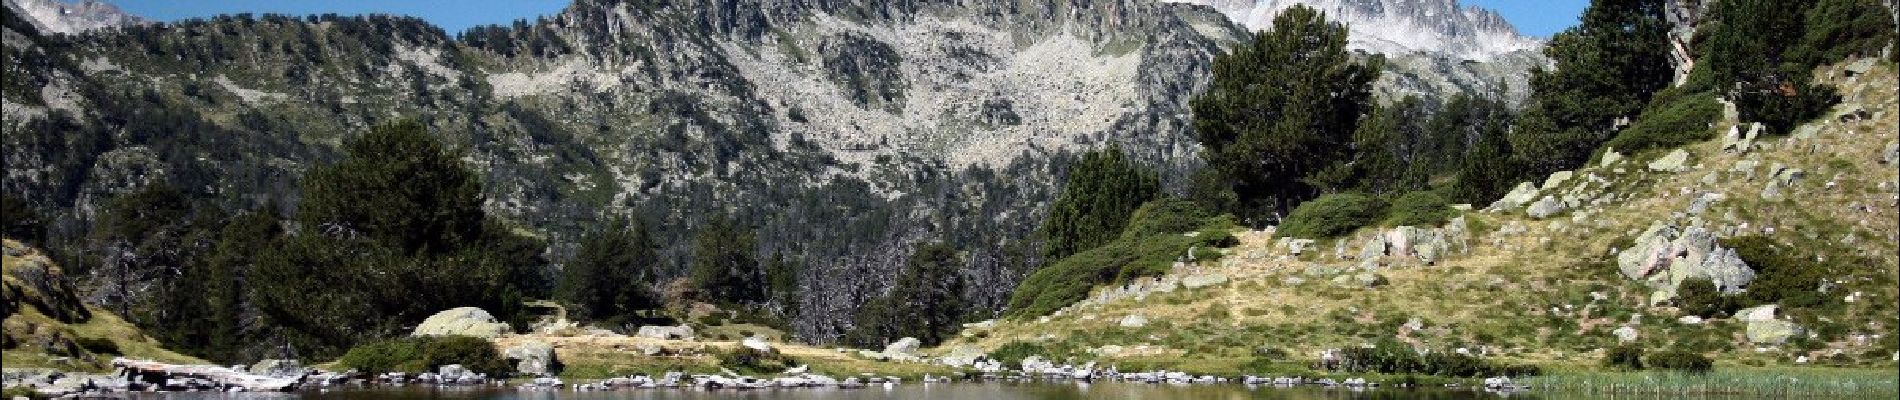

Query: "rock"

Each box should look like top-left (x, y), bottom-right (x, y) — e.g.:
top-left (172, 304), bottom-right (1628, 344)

top-left (1542, 170), bottom-right (1575, 190)
top-left (1616, 222), bottom-right (1755, 298)
top-left (635, 325), bottom-right (695, 340)
top-left (438, 364), bottom-right (470, 380)
top-left (1736, 305), bottom-right (1778, 322)
top-left (1283, 238), bottom-right (1316, 255)
top-left (636, 343), bottom-right (664, 356)
top-left (1490, 182), bottom-right (1540, 210)
top-left (1182, 273), bottom-right (1228, 288)
top-left (1760, 165), bottom-right (1805, 200)
top-left (1119, 314), bottom-right (1149, 328)
top-left (938, 345), bottom-right (986, 367)
top-left (1677, 315), bottom-right (1703, 325)
top-left (1647, 149), bottom-right (1691, 173)
top-left (742, 337), bottom-right (772, 351)
top-left (1354, 272), bottom-right (1388, 288)
top-left (1600, 148), bottom-right (1624, 167)
top-left (249, 359), bottom-right (307, 378)
top-left (1613, 326), bottom-right (1639, 343)
top-left (1527, 196), bottom-right (1567, 219)
top-left (1357, 233), bottom-right (1388, 270)
top-left (962, 320), bottom-right (997, 330)
top-left (1686, 192), bottom-right (1721, 215)
top-left (1791, 124), bottom-right (1819, 140)
top-left (1723, 123), bottom-right (1762, 152)
top-left (413, 307), bottom-right (512, 338)
top-left (503, 341), bottom-right (556, 376)
top-left (882, 337), bottom-right (921, 357)
top-left (1882, 141), bottom-right (1898, 164)
top-left (1745, 319), bottom-right (1803, 345)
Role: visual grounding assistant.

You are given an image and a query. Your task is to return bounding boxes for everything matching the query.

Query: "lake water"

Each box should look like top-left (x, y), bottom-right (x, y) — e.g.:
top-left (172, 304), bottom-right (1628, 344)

top-left (116, 382), bottom-right (1761, 399)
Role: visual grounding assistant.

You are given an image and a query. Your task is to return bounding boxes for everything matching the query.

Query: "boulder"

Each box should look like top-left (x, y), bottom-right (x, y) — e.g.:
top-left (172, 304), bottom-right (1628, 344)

top-left (438, 364), bottom-right (471, 381)
top-left (1736, 305), bottom-right (1779, 322)
top-left (635, 325), bottom-right (695, 340)
top-left (1354, 272), bottom-right (1388, 288)
top-left (1542, 170), bottom-right (1575, 190)
top-left (1613, 326), bottom-right (1639, 343)
top-left (741, 337), bottom-right (772, 352)
top-left (413, 307), bottom-right (512, 338)
top-left (1745, 319), bottom-right (1803, 345)
top-left (1686, 192), bottom-right (1722, 215)
top-left (1119, 314), bottom-right (1149, 328)
top-left (1599, 148), bottom-right (1624, 167)
top-left (1616, 222), bottom-right (1755, 298)
top-left (250, 359), bottom-right (307, 378)
top-left (1527, 196), bottom-right (1567, 219)
top-left (636, 343), bottom-right (664, 356)
top-left (882, 337), bottom-right (922, 357)
top-left (1677, 315), bottom-right (1704, 325)
top-left (938, 346), bottom-right (986, 367)
top-left (503, 341), bottom-right (556, 376)
top-left (1647, 149), bottom-right (1691, 173)
top-left (1722, 123), bottom-right (1761, 153)
top-left (1490, 182), bottom-right (1540, 210)
top-left (1882, 141), bottom-right (1898, 164)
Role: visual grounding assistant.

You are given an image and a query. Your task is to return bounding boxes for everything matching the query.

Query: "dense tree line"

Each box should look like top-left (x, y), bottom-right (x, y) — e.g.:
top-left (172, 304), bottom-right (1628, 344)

top-left (845, 242), bottom-right (967, 347)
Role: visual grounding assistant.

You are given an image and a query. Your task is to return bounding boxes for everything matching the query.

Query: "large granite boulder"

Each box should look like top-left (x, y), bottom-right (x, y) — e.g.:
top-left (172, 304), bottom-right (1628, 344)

top-left (503, 341), bottom-right (556, 376)
top-left (413, 307), bottom-right (511, 338)
top-left (1647, 149), bottom-right (1691, 172)
top-left (1489, 182), bottom-right (1539, 210)
top-left (1527, 196), bottom-right (1567, 219)
top-left (635, 325), bottom-right (695, 340)
top-left (1746, 319), bottom-right (1803, 345)
top-left (882, 337), bottom-right (922, 358)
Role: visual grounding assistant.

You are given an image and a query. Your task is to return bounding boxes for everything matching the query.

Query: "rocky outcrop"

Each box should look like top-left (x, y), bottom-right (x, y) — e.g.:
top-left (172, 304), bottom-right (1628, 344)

top-left (3, 240), bottom-right (91, 323)
top-left (1171, 0), bottom-right (1542, 60)
top-left (881, 337), bottom-right (921, 360)
top-left (248, 359), bottom-right (307, 379)
top-left (1490, 182), bottom-right (1541, 210)
top-left (1, 0), bottom-right (146, 35)
top-left (502, 341), bottom-right (556, 376)
top-left (412, 307), bottom-right (512, 339)
top-left (1357, 217), bottom-right (1469, 269)
top-left (1617, 222), bottom-right (1755, 300)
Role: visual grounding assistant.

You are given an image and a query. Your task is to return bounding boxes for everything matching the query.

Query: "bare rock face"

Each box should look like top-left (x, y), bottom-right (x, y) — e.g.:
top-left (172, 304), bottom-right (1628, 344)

top-left (1, 0), bottom-right (146, 35)
top-left (412, 307), bottom-right (512, 339)
top-left (1169, 0), bottom-right (1542, 60)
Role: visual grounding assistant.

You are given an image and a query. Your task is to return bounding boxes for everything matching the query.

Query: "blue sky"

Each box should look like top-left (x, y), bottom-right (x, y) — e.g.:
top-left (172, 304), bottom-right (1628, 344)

top-left (112, 0), bottom-right (1587, 38)
top-left (1463, 0), bottom-right (1590, 38)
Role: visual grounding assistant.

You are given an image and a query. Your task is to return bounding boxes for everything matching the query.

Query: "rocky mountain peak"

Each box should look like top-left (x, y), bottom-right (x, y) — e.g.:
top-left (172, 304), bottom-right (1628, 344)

top-left (2, 0), bottom-right (144, 35)
top-left (1166, 0), bottom-right (1542, 60)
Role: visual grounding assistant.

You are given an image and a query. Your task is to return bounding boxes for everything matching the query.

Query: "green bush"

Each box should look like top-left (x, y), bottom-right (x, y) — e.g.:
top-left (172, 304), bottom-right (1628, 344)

top-left (1602, 344), bottom-right (1645, 371)
top-left (1335, 339), bottom-right (1537, 377)
top-left (1279, 193), bottom-right (1385, 238)
top-left (1006, 213), bottom-right (1236, 318)
top-left (716, 347), bottom-right (795, 374)
top-left (987, 340), bottom-right (1083, 369)
top-left (1384, 190), bottom-right (1453, 227)
top-left (337, 336), bottom-right (510, 375)
top-left (1675, 278), bottom-right (1738, 317)
top-left (1647, 350), bottom-right (1713, 373)
top-left (74, 337), bottom-right (120, 355)
top-left (1118, 198), bottom-right (1212, 239)
top-left (1724, 236), bottom-right (1829, 308)
top-left (1606, 92), bottom-right (1722, 153)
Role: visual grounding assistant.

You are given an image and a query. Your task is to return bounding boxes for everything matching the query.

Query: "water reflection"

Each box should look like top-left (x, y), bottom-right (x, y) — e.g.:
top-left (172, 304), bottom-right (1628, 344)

top-left (129, 382), bottom-right (1545, 400)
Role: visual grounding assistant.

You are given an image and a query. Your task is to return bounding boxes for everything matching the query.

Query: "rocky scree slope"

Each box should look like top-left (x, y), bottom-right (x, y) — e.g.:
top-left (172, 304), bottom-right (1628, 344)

top-left (953, 60), bottom-right (1900, 369)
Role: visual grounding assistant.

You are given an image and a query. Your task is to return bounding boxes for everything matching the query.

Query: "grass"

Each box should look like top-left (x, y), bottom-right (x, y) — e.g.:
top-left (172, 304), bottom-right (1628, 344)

top-left (1525, 367), bottom-right (1900, 397)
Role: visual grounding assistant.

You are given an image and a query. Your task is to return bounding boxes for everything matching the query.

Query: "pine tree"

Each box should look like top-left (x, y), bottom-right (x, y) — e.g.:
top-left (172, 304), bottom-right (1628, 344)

top-left (1510, 0), bottom-right (1673, 175)
top-left (846, 242), bottom-right (966, 347)
top-left (296, 120), bottom-right (485, 255)
top-left (1189, 5), bottom-right (1383, 220)
top-left (689, 214), bottom-right (764, 305)
top-left (559, 216), bottom-right (661, 322)
top-left (1039, 146), bottom-right (1158, 260)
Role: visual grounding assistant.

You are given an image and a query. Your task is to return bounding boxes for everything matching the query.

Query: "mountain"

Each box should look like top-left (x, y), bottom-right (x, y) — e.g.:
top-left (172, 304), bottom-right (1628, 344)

top-left (0, 0), bottom-right (1555, 348)
top-left (2, 0), bottom-right (143, 34)
top-left (1, 0), bottom-right (1247, 344)
top-left (1167, 0), bottom-right (1542, 60)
